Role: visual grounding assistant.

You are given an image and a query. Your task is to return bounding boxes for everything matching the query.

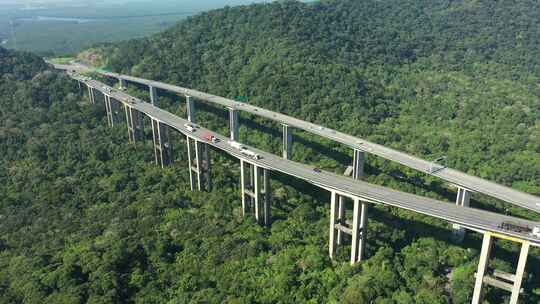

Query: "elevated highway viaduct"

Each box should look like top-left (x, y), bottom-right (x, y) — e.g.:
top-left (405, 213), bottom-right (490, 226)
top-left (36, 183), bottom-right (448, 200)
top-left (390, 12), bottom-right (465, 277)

top-left (55, 64), bottom-right (539, 304)
top-left (50, 63), bottom-right (540, 217)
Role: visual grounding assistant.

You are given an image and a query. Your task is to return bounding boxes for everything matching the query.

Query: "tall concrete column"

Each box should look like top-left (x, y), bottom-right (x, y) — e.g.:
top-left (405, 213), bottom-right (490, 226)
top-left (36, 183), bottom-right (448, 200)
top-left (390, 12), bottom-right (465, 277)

top-left (472, 233), bottom-right (493, 304)
top-left (104, 95), bottom-right (114, 127)
top-left (338, 150), bottom-right (364, 245)
top-left (240, 160), bottom-right (249, 215)
top-left (353, 149), bottom-right (365, 179)
top-left (358, 201), bottom-right (368, 263)
top-left (78, 81), bottom-right (82, 93)
top-left (119, 78), bottom-right (127, 90)
top-left (87, 86), bottom-right (96, 104)
top-left (151, 119), bottom-right (172, 168)
top-left (253, 165), bottom-right (262, 223)
top-left (125, 105), bottom-right (142, 143)
top-left (330, 193), bottom-right (369, 264)
top-left (186, 96), bottom-right (196, 123)
top-left (337, 195), bottom-right (346, 245)
top-left (149, 85), bottom-right (158, 106)
top-left (229, 108), bottom-right (239, 141)
top-left (329, 191), bottom-right (339, 258)
top-left (510, 241), bottom-right (530, 304)
top-left (282, 124), bottom-right (293, 160)
top-left (453, 187), bottom-right (471, 240)
top-left (263, 168), bottom-right (271, 226)
top-left (187, 136), bottom-right (211, 191)
top-left (110, 97), bottom-right (121, 125)
top-left (471, 232), bottom-right (529, 304)
top-left (240, 160), bottom-right (271, 226)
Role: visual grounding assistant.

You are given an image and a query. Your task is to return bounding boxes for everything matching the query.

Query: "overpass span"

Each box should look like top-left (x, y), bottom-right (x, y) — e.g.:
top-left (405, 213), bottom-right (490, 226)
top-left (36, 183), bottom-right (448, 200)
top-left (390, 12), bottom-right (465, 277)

top-left (58, 66), bottom-right (538, 304)
top-left (51, 63), bottom-right (540, 215)
top-left (76, 74), bottom-right (540, 244)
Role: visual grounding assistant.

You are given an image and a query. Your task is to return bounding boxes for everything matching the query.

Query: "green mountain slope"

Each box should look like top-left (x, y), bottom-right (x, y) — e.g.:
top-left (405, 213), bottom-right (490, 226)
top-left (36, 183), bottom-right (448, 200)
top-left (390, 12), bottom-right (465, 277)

top-left (98, 0), bottom-right (540, 195)
top-left (2, 0), bottom-right (540, 302)
top-left (0, 46), bottom-right (482, 304)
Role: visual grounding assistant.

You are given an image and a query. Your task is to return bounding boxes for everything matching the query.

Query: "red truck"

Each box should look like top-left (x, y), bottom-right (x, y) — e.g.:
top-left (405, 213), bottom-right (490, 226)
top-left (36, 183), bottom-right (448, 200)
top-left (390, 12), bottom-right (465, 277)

top-left (201, 132), bottom-right (220, 143)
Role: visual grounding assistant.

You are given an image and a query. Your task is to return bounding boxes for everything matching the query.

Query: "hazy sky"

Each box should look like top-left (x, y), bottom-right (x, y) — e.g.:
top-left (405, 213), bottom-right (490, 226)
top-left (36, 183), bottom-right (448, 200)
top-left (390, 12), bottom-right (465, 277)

top-left (1, 0), bottom-right (272, 5)
top-left (0, 0), bottom-right (276, 15)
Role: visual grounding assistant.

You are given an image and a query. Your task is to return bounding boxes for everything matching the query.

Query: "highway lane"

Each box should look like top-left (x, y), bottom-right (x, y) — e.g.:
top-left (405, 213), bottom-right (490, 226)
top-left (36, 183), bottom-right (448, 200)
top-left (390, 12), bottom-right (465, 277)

top-left (54, 63), bottom-right (540, 213)
top-left (75, 74), bottom-right (540, 246)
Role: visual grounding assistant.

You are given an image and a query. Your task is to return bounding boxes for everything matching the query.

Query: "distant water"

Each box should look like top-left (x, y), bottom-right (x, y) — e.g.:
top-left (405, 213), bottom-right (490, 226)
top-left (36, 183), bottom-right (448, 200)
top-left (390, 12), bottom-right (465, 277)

top-left (17, 16), bottom-right (96, 23)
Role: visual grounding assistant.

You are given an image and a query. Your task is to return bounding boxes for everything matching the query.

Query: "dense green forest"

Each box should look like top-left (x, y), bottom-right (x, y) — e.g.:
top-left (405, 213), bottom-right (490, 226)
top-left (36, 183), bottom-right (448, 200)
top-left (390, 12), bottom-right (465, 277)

top-left (99, 0), bottom-right (540, 195)
top-left (2, 0), bottom-right (540, 303)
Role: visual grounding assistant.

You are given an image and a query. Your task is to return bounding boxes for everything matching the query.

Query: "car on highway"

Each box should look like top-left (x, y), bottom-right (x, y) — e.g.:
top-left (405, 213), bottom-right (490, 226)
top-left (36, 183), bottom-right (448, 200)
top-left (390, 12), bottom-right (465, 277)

top-left (313, 167), bottom-right (322, 173)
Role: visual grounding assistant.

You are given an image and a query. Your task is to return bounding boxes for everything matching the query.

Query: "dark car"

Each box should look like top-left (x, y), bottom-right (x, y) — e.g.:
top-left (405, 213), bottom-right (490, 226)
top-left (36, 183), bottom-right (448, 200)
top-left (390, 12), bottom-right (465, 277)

top-left (313, 167), bottom-right (322, 173)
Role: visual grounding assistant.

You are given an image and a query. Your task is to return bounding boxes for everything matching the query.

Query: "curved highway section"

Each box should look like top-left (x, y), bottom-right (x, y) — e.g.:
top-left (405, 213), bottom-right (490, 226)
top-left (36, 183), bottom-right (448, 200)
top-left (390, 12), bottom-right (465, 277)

top-left (51, 63), bottom-right (540, 214)
top-left (69, 72), bottom-right (540, 246)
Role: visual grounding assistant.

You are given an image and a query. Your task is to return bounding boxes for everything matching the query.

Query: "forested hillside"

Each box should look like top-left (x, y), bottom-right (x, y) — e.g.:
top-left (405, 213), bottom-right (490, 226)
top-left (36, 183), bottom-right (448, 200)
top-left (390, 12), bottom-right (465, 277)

top-left (2, 0), bottom-right (540, 303)
top-left (99, 0), bottom-right (540, 196)
top-left (0, 46), bottom-right (493, 303)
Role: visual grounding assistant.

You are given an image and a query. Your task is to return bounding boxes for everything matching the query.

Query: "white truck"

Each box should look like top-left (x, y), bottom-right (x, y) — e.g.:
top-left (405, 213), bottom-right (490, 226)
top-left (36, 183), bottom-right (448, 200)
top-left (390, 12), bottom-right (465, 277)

top-left (533, 227), bottom-right (540, 238)
top-left (228, 140), bottom-right (244, 150)
top-left (228, 141), bottom-right (262, 160)
top-left (241, 149), bottom-right (262, 160)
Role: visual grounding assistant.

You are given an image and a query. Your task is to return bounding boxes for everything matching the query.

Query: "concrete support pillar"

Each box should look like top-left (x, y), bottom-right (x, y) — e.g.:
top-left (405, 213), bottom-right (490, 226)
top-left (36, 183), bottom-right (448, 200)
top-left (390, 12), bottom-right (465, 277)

top-left (124, 105), bottom-right (142, 143)
top-left (337, 196), bottom-right (346, 245)
top-left (353, 149), bottom-right (365, 179)
top-left (119, 78), bottom-right (127, 90)
top-left (329, 191), bottom-right (339, 258)
top-left (472, 232), bottom-right (529, 304)
top-left (187, 136), bottom-right (211, 191)
top-left (240, 160), bottom-right (271, 226)
top-left (282, 124), bottom-right (293, 160)
top-left (510, 241), bottom-right (530, 304)
top-left (149, 85), bottom-right (158, 106)
top-left (151, 118), bottom-right (172, 168)
top-left (453, 187), bottom-right (471, 240)
top-left (229, 108), bottom-right (239, 141)
top-left (329, 193), bottom-right (368, 264)
top-left (87, 86), bottom-right (96, 104)
top-left (78, 81), bottom-right (82, 93)
top-left (104, 95), bottom-right (114, 127)
top-left (338, 151), bottom-right (364, 245)
top-left (186, 96), bottom-right (196, 123)
top-left (472, 233), bottom-right (493, 304)
top-left (351, 199), bottom-right (368, 264)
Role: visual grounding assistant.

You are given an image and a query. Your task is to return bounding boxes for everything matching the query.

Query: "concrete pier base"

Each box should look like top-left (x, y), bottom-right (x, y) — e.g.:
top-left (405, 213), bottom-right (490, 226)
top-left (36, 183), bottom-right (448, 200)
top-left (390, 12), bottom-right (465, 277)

top-left (187, 136), bottom-right (211, 191)
top-left (151, 118), bottom-right (172, 168)
top-left (229, 108), bottom-right (239, 141)
top-left (125, 105), bottom-right (142, 143)
top-left (240, 160), bottom-right (271, 226)
top-left (472, 232), bottom-right (529, 304)
top-left (330, 191), bottom-right (368, 264)
top-left (282, 124), bottom-right (293, 160)
top-left (452, 187), bottom-right (471, 240)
